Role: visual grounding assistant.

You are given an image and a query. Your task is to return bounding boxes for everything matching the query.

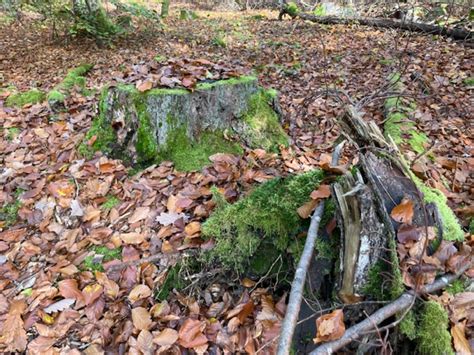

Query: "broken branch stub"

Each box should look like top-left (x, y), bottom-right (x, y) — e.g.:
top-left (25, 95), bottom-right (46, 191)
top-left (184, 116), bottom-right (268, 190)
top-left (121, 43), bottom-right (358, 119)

top-left (82, 76), bottom-right (288, 171)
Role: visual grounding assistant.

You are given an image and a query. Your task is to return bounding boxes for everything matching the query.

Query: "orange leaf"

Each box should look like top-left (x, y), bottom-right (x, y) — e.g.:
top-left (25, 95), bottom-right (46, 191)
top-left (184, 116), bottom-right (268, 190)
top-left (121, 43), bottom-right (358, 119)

top-left (314, 309), bottom-right (345, 344)
top-left (390, 198), bottom-right (414, 224)
top-left (297, 199), bottom-right (318, 219)
top-left (82, 283), bottom-right (103, 306)
top-left (58, 279), bottom-right (85, 304)
top-left (185, 221), bottom-right (201, 237)
top-left (451, 322), bottom-right (471, 354)
top-left (310, 184), bottom-right (331, 200)
top-left (178, 319), bottom-right (208, 349)
top-left (153, 328), bottom-right (179, 346)
top-left (128, 284), bottom-right (152, 303)
top-left (136, 80), bottom-right (153, 92)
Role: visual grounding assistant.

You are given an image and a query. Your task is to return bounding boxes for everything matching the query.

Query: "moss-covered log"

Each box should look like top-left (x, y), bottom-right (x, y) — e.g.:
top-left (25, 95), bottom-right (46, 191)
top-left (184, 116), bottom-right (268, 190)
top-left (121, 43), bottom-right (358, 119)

top-left (80, 76), bottom-right (288, 171)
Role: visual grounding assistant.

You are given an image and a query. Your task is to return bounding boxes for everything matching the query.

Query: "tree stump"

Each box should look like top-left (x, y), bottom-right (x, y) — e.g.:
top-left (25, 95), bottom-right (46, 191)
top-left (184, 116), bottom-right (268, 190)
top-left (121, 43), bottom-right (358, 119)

top-left (81, 76), bottom-right (288, 171)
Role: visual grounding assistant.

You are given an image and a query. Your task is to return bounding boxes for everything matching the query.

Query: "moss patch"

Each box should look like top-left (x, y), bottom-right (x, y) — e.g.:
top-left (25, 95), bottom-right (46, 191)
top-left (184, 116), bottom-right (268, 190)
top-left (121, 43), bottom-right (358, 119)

top-left (201, 170), bottom-right (324, 273)
top-left (158, 127), bottom-right (243, 172)
top-left (412, 175), bottom-right (464, 241)
top-left (101, 195), bottom-right (121, 210)
top-left (0, 188), bottom-right (24, 227)
top-left (48, 64), bottom-right (93, 108)
top-left (464, 77), bottom-right (474, 87)
top-left (417, 301), bottom-right (453, 355)
top-left (5, 88), bottom-right (45, 107)
top-left (242, 90), bottom-right (289, 152)
top-left (284, 2), bottom-right (299, 17)
top-left (82, 246), bottom-right (122, 272)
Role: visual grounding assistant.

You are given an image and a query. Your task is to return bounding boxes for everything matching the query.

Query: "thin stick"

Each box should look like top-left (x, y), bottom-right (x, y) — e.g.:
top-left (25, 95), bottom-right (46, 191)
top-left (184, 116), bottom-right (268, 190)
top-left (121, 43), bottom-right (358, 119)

top-left (276, 201), bottom-right (325, 355)
top-left (309, 262), bottom-right (472, 355)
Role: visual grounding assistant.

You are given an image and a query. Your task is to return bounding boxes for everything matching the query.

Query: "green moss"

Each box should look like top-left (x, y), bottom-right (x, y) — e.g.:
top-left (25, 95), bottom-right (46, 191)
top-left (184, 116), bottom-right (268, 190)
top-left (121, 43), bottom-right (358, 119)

top-left (418, 301), bottom-right (453, 355)
top-left (201, 170), bottom-right (325, 272)
top-left (212, 35), bottom-right (227, 48)
top-left (399, 310), bottom-right (417, 340)
top-left (0, 188), bottom-right (24, 227)
top-left (446, 279), bottom-right (466, 295)
top-left (5, 88), bottom-right (45, 107)
top-left (313, 4), bottom-right (326, 16)
top-left (464, 77), bottom-right (474, 86)
top-left (48, 64), bottom-right (92, 108)
top-left (155, 263), bottom-right (187, 301)
top-left (469, 219), bottom-right (474, 234)
top-left (101, 195), bottom-right (120, 210)
top-left (5, 127), bottom-right (20, 141)
top-left (47, 90), bottom-right (66, 103)
top-left (82, 245), bottom-right (122, 272)
top-left (135, 96), bottom-right (160, 165)
top-left (195, 76), bottom-right (257, 90)
top-left (241, 89), bottom-right (289, 152)
top-left (285, 2), bottom-right (299, 17)
top-left (384, 111), bottom-right (428, 155)
top-left (158, 127), bottom-right (243, 172)
top-left (412, 175), bottom-right (464, 241)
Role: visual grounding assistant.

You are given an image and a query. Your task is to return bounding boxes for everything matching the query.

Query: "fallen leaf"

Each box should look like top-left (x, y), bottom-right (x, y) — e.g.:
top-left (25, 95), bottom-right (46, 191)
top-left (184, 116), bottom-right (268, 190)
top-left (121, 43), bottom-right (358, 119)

top-left (185, 221), bottom-right (201, 237)
top-left (154, 328), bottom-right (179, 346)
top-left (397, 224), bottom-right (421, 243)
top-left (310, 184), bottom-right (331, 200)
top-left (137, 329), bottom-right (154, 355)
top-left (132, 307), bottom-right (152, 330)
top-left (451, 322), bottom-right (471, 354)
top-left (129, 284), bottom-right (152, 302)
top-left (128, 207), bottom-right (150, 224)
top-left (178, 318), bottom-right (208, 349)
top-left (297, 199), bottom-right (318, 219)
top-left (314, 309), bottom-right (345, 344)
top-left (43, 298), bottom-right (75, 314)
top-left (156, 212), bottom-right (186, 226)
top-left (136, 80), bottom-right (153, 92)
top-left (82, 283), bottom-right (103, 306)
top-left (2, 300), bottom-right (27, 352)
top-left (120, 232), bottom-right (146, 244)
top-left (391, 198), bottom-right (414, 224)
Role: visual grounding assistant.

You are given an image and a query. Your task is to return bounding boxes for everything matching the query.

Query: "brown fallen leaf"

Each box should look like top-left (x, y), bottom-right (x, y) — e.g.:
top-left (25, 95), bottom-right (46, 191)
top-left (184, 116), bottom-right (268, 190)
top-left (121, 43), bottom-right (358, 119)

top-left (128, 284), bottom-right (152, 303)
top-left (178, 318), bottom-right (208, 349)
top-left (397, 224), bottom-right (421, 243)
top-left (154, 328), bottom-right (179, 346)
top-left (136, 80), bottom-right (153, 92)
top-left (185, 221), bottom-right (201, 237)
top-left (2, 300), bottom-right (27, 352)
top-left (120, 232), bottom-right (146, 244)
top-left (314, 309), bottom-right (345, 344)
top-left (58, 279), bottom-right (85, 304)
top-left (451, 321), bottom-right (471, 355)
top-left (82, 283), bottom-right (103, 306)
top-left (391, 198), bottom-right (414, 224)
top-left (137, 329), bottom-right (154, 355)
top-left (128, 206), bottom-right (151, 224)
top-left (297, 199), bottom-right (318, 219)
top-left (132, 307), bottom-right (152, 330)
top-left (310, 184), bottom-right (331, 200)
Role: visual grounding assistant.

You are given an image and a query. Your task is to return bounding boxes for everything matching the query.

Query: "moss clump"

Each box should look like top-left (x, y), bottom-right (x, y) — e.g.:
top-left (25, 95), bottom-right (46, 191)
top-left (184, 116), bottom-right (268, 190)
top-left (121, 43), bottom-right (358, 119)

top-left (179, 9), bottom-right (198, 20)
top-left (5, 88), bottom-right (45, 107)
top-left (158, 127), bottom-right (243, 172)
top-left (399, 310), bottom-right (417, 340)
top-left (101, 195), bottom-right (121, 210)
top-left (212, 35), bottom-right (227, 48)
top-left (384, 110), bottom-right (428, 155)
top-left (313, 4), bottom-right (326, 16)
top-left (201, 170), bottom-right (324, 273)
top-left (417, 301), bottom-right (453, 355)
top-left (5, 127), bottom-right (20, 141)
top-left (82, 246), bottom-right (122, 272)
top-left (242, 90), bottom-right (289, 152)
top-left (284, 2), bottom-right (299, 17)
top-left (411, 175), bottom-right (464, 241)
top-left (464, 77), bottom-right (474, 86)
top-left (0, 188), bottom-right (24, 227)
top-left (48, 64), bottom-right (93, 109)
top-left (446, 279), bottom-right (466, 295)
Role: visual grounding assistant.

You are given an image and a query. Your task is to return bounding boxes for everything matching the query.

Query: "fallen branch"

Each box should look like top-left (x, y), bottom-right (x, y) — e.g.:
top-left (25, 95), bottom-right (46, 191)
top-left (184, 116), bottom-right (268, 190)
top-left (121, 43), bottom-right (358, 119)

top-left (309, 262), bottom-right (472, 355)
top-left (277, 201), bottom-right (325, 355)
top-left (295, 13), bottom-right (473, 42)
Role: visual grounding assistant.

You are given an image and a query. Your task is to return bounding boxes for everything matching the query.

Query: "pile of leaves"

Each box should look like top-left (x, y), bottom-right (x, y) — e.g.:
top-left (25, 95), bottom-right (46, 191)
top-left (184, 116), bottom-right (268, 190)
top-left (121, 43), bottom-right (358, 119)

top-left (113, 58), bottom-right (248, 91)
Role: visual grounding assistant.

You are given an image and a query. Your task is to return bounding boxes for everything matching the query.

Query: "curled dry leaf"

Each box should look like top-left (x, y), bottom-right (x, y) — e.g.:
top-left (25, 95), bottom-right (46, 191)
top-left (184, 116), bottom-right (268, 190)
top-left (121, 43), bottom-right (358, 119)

top-left (297, 199), bottom-right (318, 219)
top-left (310, 184), bottom-right (331, 200)
top-left (2, 299), bottom-right (27, 352)
top-left (314, 309), bottom-right (345, 344)
top-left (128, 284), bottom-right (152, 303)
top-left (451, 322), bottom-right (471, 355)
top-left (390, 198), bottom-right (414, 224)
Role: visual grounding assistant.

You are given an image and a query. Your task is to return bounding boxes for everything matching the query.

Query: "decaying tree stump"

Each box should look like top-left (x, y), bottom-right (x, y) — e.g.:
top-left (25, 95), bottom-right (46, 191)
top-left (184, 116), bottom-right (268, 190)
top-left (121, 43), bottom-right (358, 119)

top-left (81, 76), bottom-right (288, 170)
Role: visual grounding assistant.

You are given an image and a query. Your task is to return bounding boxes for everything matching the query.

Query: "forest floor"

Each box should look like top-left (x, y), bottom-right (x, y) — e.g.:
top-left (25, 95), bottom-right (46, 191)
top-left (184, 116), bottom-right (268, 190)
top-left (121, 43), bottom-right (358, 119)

top-left (0, 5), bottom-right (473, 354)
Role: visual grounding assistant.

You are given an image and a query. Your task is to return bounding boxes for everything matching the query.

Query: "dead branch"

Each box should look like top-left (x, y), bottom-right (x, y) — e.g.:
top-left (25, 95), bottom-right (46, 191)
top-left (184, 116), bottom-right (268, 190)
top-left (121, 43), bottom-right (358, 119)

top-left (309, 262), bottom-right (472, 355)
top-left (296, 13), bottom-right (473, 42)
top-left (276, 201), bottom-right (325, 355)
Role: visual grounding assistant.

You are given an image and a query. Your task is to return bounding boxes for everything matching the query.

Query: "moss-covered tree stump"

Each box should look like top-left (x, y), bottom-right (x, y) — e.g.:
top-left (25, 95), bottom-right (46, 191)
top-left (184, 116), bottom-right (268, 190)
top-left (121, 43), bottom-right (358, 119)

top-left (81, 76), bottom-right (288, 171)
